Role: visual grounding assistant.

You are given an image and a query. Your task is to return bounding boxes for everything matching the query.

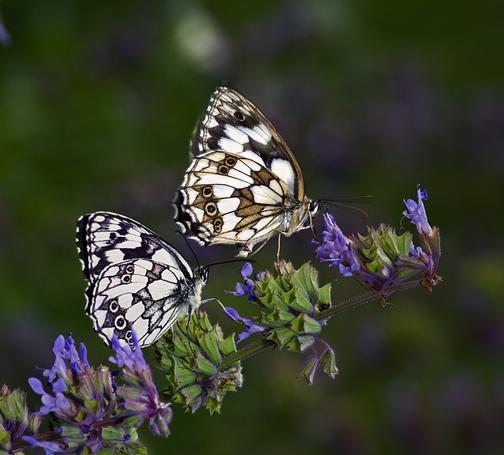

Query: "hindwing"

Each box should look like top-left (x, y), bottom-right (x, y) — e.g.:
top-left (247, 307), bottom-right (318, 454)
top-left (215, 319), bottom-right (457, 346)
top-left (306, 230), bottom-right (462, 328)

top-left (175, 151), bottom-right (290, 246)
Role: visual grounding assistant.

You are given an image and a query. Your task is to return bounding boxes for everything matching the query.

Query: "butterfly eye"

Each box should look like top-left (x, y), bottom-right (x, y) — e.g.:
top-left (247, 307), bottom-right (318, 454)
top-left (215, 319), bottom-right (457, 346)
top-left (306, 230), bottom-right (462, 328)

top-left (114, 315), bottom-right (127, 330)
top-left (121, 274), bottom-right (131, 283)
top-left (125, 264), bottom-right (135, 274)
top-left (218, 165), bottom-right (229, 175)
top-left (205, 202), bottom-right (218, 216)
top-left (225, 157), bottom-right (237, 167)
top-left (109, 300), bottom-right (119, 313)
top-left (202, 186), bottom-right (213, 198)
top-left (233, 110), bottom-right (245, 122)
top-left (125, 330), bottom-right (132, 340)
top-left (308, 200), bottom-right (319, 216)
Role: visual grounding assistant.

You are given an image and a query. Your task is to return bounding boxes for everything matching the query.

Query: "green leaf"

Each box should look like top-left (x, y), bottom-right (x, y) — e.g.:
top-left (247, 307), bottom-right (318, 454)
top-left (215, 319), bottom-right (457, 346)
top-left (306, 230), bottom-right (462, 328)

top-left (180, 384), bottom-right (202, 403)
top-left (196, 356), bottom-right (218, 376)
top-left (290, 264), bottom-right (318, 312)
top-left (321, 349), bottom-right (338, 379)
top-left (200, 331), bottom-right (222, 365)
top-left (0, 424), bottom-right (10, 449)
top-left (219, 334), bottom-right (237, 356)
top-left (267, 327), bottom-right (295, 348)
top-left (300, 356), bottom-right (319, 385)
top-left (289, 314), bottom-right (321, 335)
top-left (173, 363), bottom-right (196, 388)
top-left (286, 334), bottom-right (315, 353)
top-left (205, 397), bottom-right (221, 415)
top-left (319, 283), bottom-right (332, 305)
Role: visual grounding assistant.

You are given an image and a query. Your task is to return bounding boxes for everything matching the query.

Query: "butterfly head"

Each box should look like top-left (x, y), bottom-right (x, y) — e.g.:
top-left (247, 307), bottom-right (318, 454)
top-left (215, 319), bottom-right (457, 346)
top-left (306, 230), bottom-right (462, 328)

top-left (285, 197), bottom-right (318, 235)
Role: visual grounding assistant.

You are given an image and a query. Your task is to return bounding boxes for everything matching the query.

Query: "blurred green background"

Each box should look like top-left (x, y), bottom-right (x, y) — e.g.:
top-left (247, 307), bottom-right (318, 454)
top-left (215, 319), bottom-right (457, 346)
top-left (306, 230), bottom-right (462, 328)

top-left (1, 0), bottom-right (503, 453)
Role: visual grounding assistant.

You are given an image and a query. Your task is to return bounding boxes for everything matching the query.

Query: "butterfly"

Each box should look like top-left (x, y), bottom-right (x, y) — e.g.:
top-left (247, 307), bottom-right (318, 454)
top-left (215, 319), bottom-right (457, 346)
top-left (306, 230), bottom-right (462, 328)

top-left (174, 86), bottom-right (318, 257)
top-left (76, 211), bottom-right (208, 348)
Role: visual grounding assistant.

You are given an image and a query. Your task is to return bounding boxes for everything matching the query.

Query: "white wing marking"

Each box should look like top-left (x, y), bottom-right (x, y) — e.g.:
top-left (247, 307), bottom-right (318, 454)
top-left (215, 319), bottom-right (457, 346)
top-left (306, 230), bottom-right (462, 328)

top-left (251, 185), bottom-right (283, 205)
top-left (271, 158), bottom-right (296, 195)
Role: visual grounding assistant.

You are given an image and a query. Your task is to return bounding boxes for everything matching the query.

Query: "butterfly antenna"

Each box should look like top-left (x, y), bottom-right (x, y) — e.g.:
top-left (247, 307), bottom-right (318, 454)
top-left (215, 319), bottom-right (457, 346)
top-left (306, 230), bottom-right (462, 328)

top-left (176, 231), bottom-right (201, 269)
top-left (317, 196), bottom-right (374, 223)
top-left (318, 195), bottom-right (375, 205)
top-left (318, 201), bottom-right (369, 223)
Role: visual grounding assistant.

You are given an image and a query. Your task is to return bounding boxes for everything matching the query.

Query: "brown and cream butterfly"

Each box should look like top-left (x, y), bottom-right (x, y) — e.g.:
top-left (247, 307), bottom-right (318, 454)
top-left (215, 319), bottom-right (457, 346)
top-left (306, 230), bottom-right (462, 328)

top-left (174, 87), bottom-right (318, 257)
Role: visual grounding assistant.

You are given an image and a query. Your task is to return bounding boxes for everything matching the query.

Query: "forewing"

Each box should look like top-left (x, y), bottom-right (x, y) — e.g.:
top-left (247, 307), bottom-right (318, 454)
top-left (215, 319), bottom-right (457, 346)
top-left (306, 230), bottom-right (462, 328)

top-left (89, 258), bottom-right (190, 348)
top-left (191, 87), bottom-right (305, 199)
top-left (76, 212), bottom-right (193, 283)
top-left (175, 151), bottom-right (288, 246)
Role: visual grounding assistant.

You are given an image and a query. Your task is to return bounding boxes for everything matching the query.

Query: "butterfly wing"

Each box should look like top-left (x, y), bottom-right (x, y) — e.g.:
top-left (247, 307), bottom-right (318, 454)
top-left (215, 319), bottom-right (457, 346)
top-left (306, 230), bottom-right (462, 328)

top-left (190, 86), bottom-right (305, 201)
top-left (175, 151), bottom-right (290, 251)
top-left (76, 212), bottom-right (198, 347)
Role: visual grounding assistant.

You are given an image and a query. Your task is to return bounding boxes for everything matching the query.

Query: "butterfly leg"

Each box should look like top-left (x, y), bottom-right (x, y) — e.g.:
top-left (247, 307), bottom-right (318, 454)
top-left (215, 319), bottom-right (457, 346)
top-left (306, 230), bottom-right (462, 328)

top-left (308, 211), bottom-right (317, 238)
top-left (276, 234), bottom-right (281, 262)
top-left (236, 243), bottom-right (252, 258)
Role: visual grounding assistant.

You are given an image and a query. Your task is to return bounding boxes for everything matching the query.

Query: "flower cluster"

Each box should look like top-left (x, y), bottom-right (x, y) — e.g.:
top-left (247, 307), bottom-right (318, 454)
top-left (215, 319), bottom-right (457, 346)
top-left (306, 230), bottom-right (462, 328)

top-left (155, 310), bottom-right (243, 415)
top-left (110, 334), bottom-right (172, 436)
top-left (24, 334), bottom-right (171, 454)
top-left (315, 186), bottom-right (441, 295)
top-left (225, 261), bottom-right (338, 384)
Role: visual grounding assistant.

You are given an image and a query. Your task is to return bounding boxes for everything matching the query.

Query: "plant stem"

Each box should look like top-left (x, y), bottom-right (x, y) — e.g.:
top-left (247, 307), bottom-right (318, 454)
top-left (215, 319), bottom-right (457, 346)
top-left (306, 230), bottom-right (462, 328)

top-left (221, 279), bottom-right (421, 370)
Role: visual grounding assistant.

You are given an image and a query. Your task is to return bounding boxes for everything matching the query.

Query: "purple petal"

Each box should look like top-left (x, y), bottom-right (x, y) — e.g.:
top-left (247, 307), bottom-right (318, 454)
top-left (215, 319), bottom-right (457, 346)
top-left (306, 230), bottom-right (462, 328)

top-left (224, 307), bottom-right (240, 320)
top-left (52, 378), bottom-right (66, 394)
top-left (232, 282), bottom-right (247, 296)
top-left (240, 263), bottom-right (253, 279)
top-left (403, 186), bottom-right (432, 235)
top-left (28, 377), bottom-right (45, 395)
top-left (52, 335), bottom-right (65, 355)
top-left (79, 343), bottom-right (90, 367)
top-left (22, 435), bottom-right (62, 454)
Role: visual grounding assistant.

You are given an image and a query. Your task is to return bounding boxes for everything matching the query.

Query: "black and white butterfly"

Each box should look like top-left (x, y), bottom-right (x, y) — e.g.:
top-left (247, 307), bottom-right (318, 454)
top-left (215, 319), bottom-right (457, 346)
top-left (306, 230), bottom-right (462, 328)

top-left (174, 86), bottom-right (318, 257)
top-left (76, 212), bottom-right (208, 348)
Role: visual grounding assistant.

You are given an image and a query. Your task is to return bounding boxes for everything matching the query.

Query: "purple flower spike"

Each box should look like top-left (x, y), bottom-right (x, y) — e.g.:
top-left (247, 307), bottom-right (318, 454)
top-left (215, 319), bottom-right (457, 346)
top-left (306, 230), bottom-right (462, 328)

top-left (403, 185), bottom-right (432, 236)
top-left (314, 213), bottom-right (361, 277)
top-left (110, 332), bottom-right (172, 437)
top-left (28, 333), bottom-right (173, 450)
top-left (224, 307), bottom-right (265, 342)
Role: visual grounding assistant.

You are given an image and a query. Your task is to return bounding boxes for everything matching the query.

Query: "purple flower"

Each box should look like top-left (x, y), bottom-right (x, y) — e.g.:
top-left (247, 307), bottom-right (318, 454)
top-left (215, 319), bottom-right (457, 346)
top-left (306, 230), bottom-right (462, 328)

top-left (227, 263), bottom-right (256, 301)
top-left (403, 185), bottom-right (432, 236)
top-left (110, 334), bottom-right (172, 437)
top-left (316, 187), bottom-right (441, 292)
top-left (224, 307), bottom-right (265, 342)
top-left (314, 213), bottom-right (361, 277)
top-left (28, 333), bottom-right (172, 451)
top-left (21, 436), bottom-right (63, 455)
